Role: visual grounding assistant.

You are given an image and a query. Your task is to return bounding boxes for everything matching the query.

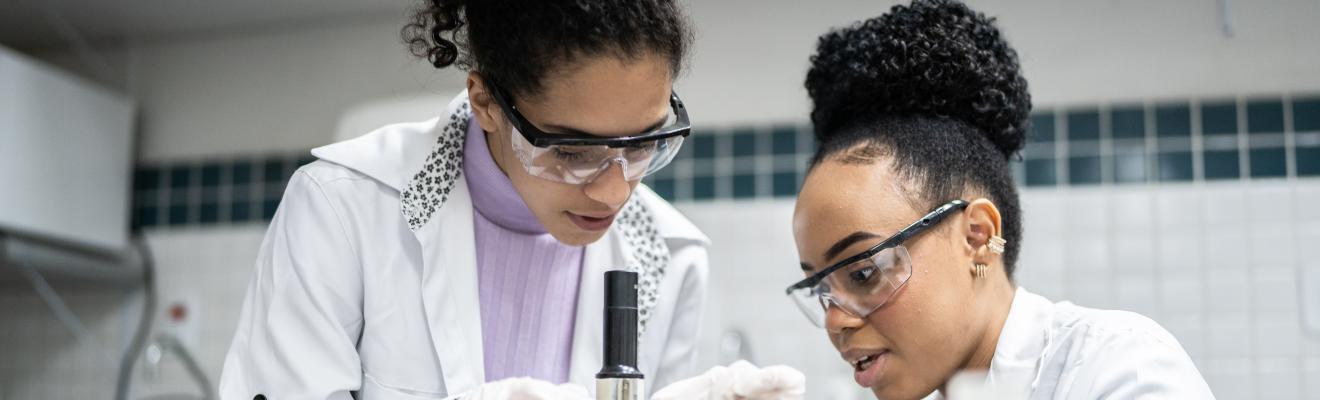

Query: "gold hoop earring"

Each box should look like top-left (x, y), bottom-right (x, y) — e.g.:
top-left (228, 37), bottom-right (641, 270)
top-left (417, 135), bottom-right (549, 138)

top-left (973, 263), bottom-right (988, 278)
top-left (988, 235), bottom-right (1007, 255)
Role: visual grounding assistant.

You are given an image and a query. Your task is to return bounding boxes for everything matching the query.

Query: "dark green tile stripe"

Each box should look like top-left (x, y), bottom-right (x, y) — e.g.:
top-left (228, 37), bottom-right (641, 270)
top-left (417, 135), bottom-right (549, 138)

top-left (132, 154), bottom-right (316, 229)
top-left (132, 94), bottom-right (1320, 228)
top-left (1020, 94), bottom-right (1318, 187)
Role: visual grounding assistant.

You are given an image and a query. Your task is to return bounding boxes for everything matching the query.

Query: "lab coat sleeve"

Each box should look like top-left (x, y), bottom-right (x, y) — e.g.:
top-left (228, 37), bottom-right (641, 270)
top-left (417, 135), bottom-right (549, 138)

top-left (650, 243), bottom-right (710, 391)
top-left (1075, 323), bottom-right (1215, 399)
top-left (219, 170), bottom-right (366, 400)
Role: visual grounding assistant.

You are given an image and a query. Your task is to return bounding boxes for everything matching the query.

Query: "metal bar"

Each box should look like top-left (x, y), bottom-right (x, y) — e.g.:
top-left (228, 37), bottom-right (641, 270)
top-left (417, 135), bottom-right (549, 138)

top-left (15, 256), bottom-right (92, 339)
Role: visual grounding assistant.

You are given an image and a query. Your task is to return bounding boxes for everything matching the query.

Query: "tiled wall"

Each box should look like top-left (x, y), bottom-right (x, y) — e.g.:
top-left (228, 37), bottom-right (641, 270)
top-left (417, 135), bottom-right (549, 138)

top-left (29, 92), bottom-right (1309, 400)
top-left (680, 180), bottom-right (1320, 399)
top-left (131, 154), bottom-right (315, 229)
top-left (1018, 95), bottom-right (1320, 186)
top-left (0, 229), bottom-right (267, 399)
top-left (128, 94), bottom-right (1320, 229)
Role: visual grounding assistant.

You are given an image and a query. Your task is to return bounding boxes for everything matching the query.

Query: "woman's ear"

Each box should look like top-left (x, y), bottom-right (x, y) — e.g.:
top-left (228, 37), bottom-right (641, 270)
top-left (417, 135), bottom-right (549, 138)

top-left (467, 72), bottom-right (504, 134)
top-left (962, 198), bottom-right (1003, 263)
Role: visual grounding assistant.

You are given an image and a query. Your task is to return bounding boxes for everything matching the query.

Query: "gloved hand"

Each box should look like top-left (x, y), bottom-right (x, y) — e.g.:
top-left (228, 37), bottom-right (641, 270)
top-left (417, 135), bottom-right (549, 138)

top-left (651, 360), bottom-right (806, 400)
top-left (460, 377), bottom-right (593, 400)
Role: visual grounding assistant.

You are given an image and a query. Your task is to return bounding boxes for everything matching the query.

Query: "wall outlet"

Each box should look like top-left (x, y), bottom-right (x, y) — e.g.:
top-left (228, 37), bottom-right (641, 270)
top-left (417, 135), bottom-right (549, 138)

top-left (161, 296), bottom-right (200, 350)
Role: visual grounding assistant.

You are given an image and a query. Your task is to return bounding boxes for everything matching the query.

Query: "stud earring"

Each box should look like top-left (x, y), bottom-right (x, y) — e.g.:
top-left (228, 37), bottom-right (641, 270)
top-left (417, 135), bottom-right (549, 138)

top-left (988, 235), bottom-right (1007, 254)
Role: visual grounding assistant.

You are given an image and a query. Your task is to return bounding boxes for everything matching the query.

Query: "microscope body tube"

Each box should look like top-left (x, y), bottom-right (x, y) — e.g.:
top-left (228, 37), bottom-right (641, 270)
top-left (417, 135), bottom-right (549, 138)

top-left (596, 270), bottom-right (644, 400)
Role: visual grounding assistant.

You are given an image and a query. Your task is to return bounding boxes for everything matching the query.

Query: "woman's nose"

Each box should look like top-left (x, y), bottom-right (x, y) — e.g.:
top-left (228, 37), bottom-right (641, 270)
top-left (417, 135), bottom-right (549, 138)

top-left (582, 161), bottom-right (631, 207)
top-left (824, 303), bottom-right (866, 334)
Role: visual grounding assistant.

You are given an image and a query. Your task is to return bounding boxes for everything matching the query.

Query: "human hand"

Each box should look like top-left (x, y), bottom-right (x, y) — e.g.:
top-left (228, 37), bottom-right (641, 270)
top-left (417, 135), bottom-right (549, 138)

top-left (461, 377), bottom-right (592, 400)
top-left (651, 360), bottom-right (805, 400)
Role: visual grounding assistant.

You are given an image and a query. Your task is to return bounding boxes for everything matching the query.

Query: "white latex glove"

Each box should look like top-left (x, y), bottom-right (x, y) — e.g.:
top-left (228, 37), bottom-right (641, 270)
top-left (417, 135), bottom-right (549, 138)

top-left (461, 377), bottom-right (593, 400)
top-left (651, 360), bottom-right (806, 400)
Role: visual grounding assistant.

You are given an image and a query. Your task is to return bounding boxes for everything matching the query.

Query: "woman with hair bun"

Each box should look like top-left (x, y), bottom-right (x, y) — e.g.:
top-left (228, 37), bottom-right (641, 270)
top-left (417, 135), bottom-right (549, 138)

top-left (219, 1), bottom-right (711, 399)
top-left (784, 1), bottom-right (1214, 398)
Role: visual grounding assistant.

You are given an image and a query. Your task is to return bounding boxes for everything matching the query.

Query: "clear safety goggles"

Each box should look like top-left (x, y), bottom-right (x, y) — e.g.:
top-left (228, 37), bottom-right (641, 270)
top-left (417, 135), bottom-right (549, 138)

top-left (785, 200), bottom-right (968, 328)
top-left (787, 245), bottom-right (914, 328)
top-left (490, 82), bottom-right (691, 185)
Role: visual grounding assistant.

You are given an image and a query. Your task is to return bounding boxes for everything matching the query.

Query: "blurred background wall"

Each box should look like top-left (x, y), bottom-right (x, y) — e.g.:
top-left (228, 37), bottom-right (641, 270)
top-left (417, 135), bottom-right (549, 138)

top-left (1, 0), bottom-right (1317, 398)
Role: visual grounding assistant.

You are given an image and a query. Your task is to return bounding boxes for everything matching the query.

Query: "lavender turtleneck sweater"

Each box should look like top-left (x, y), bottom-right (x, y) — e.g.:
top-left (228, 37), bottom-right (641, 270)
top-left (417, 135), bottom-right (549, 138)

top-left (462, 117), bottom-right (584, 383)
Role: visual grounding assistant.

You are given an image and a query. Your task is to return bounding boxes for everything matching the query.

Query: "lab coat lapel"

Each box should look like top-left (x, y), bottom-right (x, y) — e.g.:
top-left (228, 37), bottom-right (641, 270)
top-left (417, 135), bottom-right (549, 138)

top-left (323, 90), bottom-right (486, 393)
top-left (988, 287), bottom-right (1055, 398)
top-left (416, 175), bottom-right (486, 393)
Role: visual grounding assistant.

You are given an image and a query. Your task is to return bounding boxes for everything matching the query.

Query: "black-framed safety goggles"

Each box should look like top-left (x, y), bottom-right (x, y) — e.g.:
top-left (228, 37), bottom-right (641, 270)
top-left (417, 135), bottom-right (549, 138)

top-left (487, 82), bottom-right (691, 148)
top-left (785, 200), bottom-right (969, 327)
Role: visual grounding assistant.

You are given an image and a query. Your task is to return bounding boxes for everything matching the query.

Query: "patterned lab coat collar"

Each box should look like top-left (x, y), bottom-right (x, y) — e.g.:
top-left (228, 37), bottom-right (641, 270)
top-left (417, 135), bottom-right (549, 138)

top-left (394, 91), bottom-right (673, 333)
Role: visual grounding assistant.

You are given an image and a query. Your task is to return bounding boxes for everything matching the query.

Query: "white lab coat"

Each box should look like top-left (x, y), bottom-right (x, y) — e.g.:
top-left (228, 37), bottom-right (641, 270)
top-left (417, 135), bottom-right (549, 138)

top-left (218, 92), bottom-right (711, 400)
top-left (952, 287), bottom-right (1215, 399)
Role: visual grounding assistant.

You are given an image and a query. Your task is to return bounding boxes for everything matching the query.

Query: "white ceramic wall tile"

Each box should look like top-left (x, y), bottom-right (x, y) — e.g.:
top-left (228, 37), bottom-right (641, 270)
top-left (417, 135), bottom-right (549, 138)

top-left (1255, 357), bottom-right (1302, 399)
top-left (1155, 229), bottom-right (1202, 270)
top-left (1016, 270), bottom-right (1065, 301)
top-left (1247, 223), bottom-right (1296, 268)
top-left (1207, 313), bottom-right (1254, 358)
top-left (1114, 275), bottom-right (1159, 318)
top-left (1160, 273), bottom-right (1204, 315)
top-left (1254, 312), bottom-right (1303, 357)
top-left (1155, 189), bottom-right (1201, 227)
top-left (1247, 185), bottom-right (1294, 222)
top-left (1065, 233), bottom-right (1111, 271)
top-left (1110, 230), bottom-right (1155, 269)
top-left (1019, 192), bottom-right (1067, 235)
top-left (1067, 269), bottom-right (1114, 309)
top-left (1161, 313), bottom-right (1206, 357)
top-left (1017, 238), bottom-right (1066, 272)
top-left (1201, 189), bottom-right (1247, 227)
top-left (1304, 327), bottom-right (1320, 357)
top-left (1297, 220), bottom-right (1320, 247)
top-left (1297, 186), bottom-right (1320, 221)
top-left (1205, 357), bottom-right (1254, 399)
top-left (1202, 229), bottom-right (1250, 270)
top-left (1065, 193), bottom-right (1110, 233)
top-left (1252, 268), bottom-right (1299, 313)
top-left (1305, 357), bottom-right (1320, 398)
top-left (1205, 266), bottom-right (1252, 314)
top-left (1108, 191), bottom-right (1153, 230)
top-left (1299, 249), bottom-right (1320, 339)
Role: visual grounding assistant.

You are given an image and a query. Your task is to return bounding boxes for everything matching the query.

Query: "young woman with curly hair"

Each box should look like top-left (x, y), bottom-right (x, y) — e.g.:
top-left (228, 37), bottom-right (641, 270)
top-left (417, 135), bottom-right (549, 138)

top-left (219, 2), bottom-right (709, 399)
top-left (785, 1), bottom-right (1214, 398)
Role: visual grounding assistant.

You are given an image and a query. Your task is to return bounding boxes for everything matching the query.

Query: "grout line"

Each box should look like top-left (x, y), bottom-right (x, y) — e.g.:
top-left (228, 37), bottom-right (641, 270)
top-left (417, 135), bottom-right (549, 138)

top-left (1100, 104), bottom-right (1113, 185)
top-left (1239, 96), bottom-right (1251, 181)
top-left (1191, 98), bottom-right (1205, 182)
top-left (1285, 95), bottom-right (1298, 180)
top-left (1056, 110), bottom-right (1069, 187)
top-left (755, 125), bottom-right (772, 199)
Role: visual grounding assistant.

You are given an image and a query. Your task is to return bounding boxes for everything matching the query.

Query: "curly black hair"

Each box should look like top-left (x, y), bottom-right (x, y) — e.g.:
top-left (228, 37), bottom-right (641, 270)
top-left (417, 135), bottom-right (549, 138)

top-left (402, 0), bottom-right (692, 99)
top-left (804, 0), bottom-right (1031, 276)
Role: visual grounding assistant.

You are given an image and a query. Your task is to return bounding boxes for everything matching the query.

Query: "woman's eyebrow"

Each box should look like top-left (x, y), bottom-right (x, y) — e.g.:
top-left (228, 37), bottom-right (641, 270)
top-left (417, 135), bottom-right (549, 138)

top-left (824, 231), bottom-right (884, 262)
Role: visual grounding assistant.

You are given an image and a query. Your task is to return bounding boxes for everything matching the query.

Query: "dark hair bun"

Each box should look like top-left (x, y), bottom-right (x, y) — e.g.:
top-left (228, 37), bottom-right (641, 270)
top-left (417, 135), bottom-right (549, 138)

top-left (805, 0), bottom-right (1031, 159)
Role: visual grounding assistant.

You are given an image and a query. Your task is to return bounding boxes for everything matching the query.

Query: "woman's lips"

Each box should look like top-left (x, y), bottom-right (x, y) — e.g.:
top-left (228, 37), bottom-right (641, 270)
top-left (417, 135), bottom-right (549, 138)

top-left (852, 350), bottom-right (890, 387)
top-left (566, 212), bottom-right (616, 231)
